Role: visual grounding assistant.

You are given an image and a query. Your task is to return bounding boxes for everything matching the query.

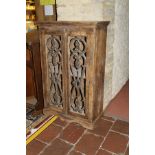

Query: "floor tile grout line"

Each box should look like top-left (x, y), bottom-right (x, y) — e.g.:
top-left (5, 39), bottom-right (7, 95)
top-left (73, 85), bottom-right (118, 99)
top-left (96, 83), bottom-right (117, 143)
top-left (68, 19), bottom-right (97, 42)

top-left (58, 122), bottom-right (84, 144)
top-left (109, 129), bottom-right (129, 137)
top-left (95, 119), bottom-right (116, 155)
top-left (38, 133), bottom-right (61, 155)
top-left (57, 137), bottom-right (74, 146)
top-left (60, 120), bottom-right (73, 130)
top-left (124, 142), bottom-right (129, 155)
top-left (38, 122), bottom-right (86, 155)
top-left (52, 122), bottom-right (67, 129)
top-left (105, 115), bottom-right (129, 123)
top-left (101, 118), bottom-right (129, 155)
top-left (53, 119), bottom-right (70, 129)
top-left (99, 148), bottom-right (119, 155)
top-left (38, 143), bottom-right (51, 155)
top-left (35, 138), bottom-right (49, 145)
top-left (38, 124), bottom-right (66, 155)
top-left (86, 130), bottom-right (105, 138)
top-left (99, 132), bottom-right (129, 155)
top-left (28, 131), bottom-right (55, 154)
top-left (34, 118), bottom-right (69, 147)
top-left (66, 129), bottom-right (88, 155)
top-left (66, 128), bottom-right (88, 155)
top-left (101, 117), bottom-right (116, 122)
top-left (27, 138), bottom-right (49, 155)
top-left (35, 122), bottom-right (65, 146)
top-left (103, 115), bottom-right (129, 123)
top-left (102, 119), bottom-right (115, 123)
top-left (98, 127), bottom-right (129, 155)
top-left (28, 117), bottom-right (129, 155)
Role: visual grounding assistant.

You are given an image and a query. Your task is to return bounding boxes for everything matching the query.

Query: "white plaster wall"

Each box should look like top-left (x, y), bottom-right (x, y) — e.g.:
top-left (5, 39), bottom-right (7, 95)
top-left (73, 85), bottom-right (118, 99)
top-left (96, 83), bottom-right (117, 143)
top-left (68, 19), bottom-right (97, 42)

top-left (57, 0), bottom-right (114, 21)
top-left (112, 0), bottom-right (129, 98)
top-left (56, 0), bottom-right (129, 110)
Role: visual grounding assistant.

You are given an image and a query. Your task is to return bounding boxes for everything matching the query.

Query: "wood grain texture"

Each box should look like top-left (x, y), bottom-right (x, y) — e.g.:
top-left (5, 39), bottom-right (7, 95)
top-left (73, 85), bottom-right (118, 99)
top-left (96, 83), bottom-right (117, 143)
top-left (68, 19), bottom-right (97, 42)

top-left (26, 46), bottom-right (36, 97)
top-left (26, 30), bottom-right (44, 113)
top-left (37, 21), bottom-right (109, 129)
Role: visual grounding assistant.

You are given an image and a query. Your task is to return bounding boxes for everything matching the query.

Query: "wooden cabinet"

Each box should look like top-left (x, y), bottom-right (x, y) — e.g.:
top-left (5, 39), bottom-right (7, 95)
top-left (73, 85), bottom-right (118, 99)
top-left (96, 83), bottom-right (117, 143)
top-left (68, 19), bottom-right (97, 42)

top-left (37, 21), bottom-right (109, 129)
top-left (26, 30), bottom-right (44, 114)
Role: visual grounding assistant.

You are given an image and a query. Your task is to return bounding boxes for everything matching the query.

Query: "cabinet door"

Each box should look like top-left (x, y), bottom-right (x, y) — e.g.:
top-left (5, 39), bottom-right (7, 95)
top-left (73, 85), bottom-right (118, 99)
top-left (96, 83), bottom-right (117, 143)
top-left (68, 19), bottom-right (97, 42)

top-left (40, 30), bottom-right (66, 113)
top-left (66, 30), bottom-right (95, 119)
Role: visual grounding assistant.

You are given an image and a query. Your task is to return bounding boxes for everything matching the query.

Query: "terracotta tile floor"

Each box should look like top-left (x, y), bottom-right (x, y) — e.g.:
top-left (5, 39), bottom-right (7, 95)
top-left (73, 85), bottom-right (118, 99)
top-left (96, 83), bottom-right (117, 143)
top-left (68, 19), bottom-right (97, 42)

top-left (27, 81), bottom-right (129, 155)
top-left (105, 81), bottom-right (129, 121)
top-left (27, 116), bottom-right (129, 155)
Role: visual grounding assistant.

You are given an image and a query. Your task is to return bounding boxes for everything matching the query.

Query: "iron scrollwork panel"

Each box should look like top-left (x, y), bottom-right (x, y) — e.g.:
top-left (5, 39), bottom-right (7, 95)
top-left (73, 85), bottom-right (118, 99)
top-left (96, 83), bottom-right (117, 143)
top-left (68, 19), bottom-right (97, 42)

top-left (69, 36), bottom-right (87, 115)
top-left (46, 35), bottom-right (63, 108)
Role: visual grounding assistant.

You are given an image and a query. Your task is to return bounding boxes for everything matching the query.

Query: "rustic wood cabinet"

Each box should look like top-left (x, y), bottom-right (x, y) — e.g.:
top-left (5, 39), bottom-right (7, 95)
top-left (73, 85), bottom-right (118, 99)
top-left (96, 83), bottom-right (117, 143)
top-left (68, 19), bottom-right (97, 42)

top-left (37, 21), bottom-right (109, 129)
top-left (26, 30), bottom-right (44, 114)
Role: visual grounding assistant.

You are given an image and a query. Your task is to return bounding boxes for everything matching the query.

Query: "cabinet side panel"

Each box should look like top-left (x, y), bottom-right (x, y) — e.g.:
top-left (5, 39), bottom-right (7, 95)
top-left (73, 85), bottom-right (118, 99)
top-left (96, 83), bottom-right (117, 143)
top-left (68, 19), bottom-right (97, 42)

top-left (39, 30), bottom-right (49, 108)
top-left (93, 27), bottom-right (107, 120)
top-left (86, 32), bottom-right (95, 122)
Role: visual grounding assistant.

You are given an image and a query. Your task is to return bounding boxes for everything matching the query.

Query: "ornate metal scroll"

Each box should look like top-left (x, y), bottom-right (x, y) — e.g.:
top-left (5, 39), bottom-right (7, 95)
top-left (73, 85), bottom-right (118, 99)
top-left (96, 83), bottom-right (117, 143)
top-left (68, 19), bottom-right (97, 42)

top-left (46, 35), bottom-right (63, 108)
top-left (69, 36), bottom-right (87, 115)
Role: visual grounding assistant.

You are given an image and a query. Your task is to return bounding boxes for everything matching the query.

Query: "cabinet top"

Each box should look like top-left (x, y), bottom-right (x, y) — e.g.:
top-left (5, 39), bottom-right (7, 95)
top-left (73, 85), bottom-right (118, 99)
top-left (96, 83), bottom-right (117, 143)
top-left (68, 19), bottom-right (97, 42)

top-left (36, 21), bottom-right (110, 28)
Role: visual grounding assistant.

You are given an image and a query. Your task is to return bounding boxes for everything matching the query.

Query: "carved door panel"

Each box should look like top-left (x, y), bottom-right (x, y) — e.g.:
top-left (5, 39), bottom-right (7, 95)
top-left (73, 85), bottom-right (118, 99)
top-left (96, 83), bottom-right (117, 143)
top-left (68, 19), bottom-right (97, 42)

top-left (41, 31), bottom-right (66, 113)
top-left (66, 31), bottom-right (94, 119)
